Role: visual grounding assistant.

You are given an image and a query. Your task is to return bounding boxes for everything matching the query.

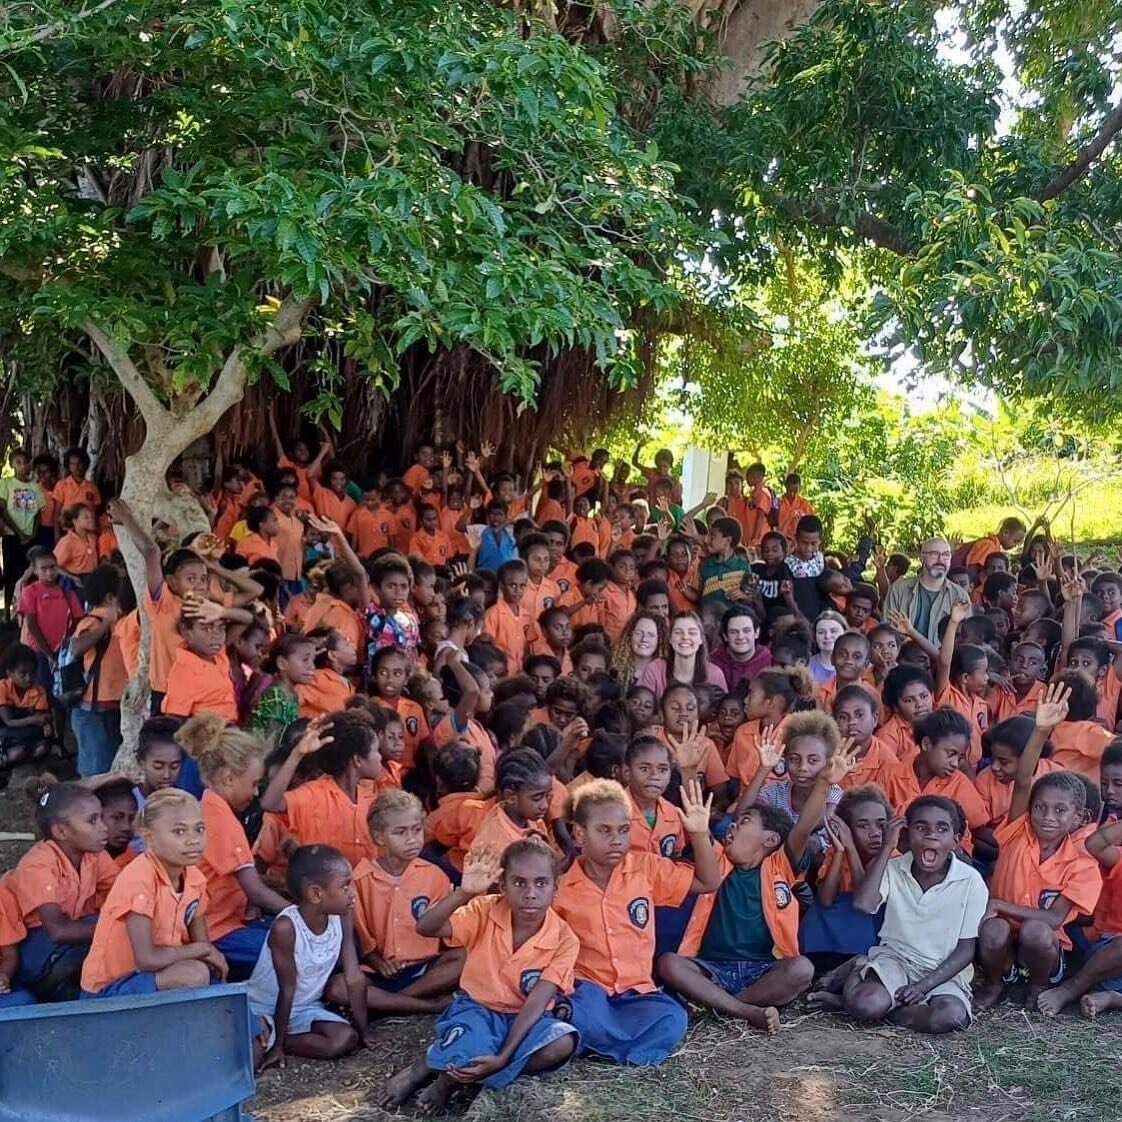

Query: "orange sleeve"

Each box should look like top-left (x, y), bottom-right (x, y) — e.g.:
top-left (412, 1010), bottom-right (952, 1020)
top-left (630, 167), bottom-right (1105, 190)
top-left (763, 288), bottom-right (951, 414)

top-left (643, 852), bottom-right (695, 908)
top-left (445, 893), bottom-right (489, 949)
top-left (205, 807), bottom-right (252, 877)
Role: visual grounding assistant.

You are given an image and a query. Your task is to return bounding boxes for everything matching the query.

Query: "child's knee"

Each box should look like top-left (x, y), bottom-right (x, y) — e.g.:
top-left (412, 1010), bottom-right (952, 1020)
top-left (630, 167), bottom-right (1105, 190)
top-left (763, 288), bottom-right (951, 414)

top-left (785, 955), bottom-right (814, 990)
top-left (1019, 919), bottom-right (1057, 953)
top-left (537, 1033), bottom-right (576, 1066)
top-left (655, 952), bottom-right (686, 981)
top-left (170, 959), bottom-right (211, 990)
top-left (845, 982), bottom-right (892, 1022)
top-left (325, 1023), bottom-right (359, 1056)
top-left (979, 916), bottom-right (1012, 950)
top-left (928, 999), bottom-right (970, 1034)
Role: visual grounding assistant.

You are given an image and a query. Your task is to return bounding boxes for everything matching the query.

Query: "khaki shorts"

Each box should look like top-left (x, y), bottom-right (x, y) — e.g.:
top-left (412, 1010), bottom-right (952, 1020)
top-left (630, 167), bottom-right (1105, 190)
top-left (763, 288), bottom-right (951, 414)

top-left (855, 947), bottom-right (974, 1021)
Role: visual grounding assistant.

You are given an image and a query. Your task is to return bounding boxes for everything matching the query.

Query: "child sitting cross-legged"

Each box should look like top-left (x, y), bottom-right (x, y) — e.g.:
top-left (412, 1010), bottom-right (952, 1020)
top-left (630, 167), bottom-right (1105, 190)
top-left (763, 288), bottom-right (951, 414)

top-left (377, 838), bottom-right (580, 1113)
top-left (833, 795), bottom-right (989, 1034)
top-left (656, 739), bottom-right (855, 1032)
top-left (249, 844), bottom-right (375, 1071)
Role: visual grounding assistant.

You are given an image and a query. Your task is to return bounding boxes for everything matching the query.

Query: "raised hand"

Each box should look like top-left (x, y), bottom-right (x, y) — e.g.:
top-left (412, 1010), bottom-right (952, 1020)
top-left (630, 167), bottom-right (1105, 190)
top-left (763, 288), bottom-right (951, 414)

top-left (306, 514), bottom-right (341, 538)
top-left (884, 815), bottom-right (907, 853)
top-left (479, 441), bottom-right (496, 460)
top-left (1060, 572), bottom-right (1085, 604)
top-left (667, 721), bottom-right (705, 777)
top-left (1034, 681), bottom-right (1071, 731)
top-left (675, 778), bottom-right (714, 835)
top-left (561, 461), bottom-right (573, 479)
top-left (293, 719), bottom-right (333, 758)
top-left (461, 846), bottom-right (503, 895)
top-left (755, 724), bottom-right (783, 774)
top-left (181, 595), bottom-right (224, 623)
top-left (825, 813), bottom-right (854, 850)
top-left (949, 600), bottom-right (971, 624)
top-left (825, 738), bottom-right (861, 785)
top-left (886, 609), bottom-right (914, 636)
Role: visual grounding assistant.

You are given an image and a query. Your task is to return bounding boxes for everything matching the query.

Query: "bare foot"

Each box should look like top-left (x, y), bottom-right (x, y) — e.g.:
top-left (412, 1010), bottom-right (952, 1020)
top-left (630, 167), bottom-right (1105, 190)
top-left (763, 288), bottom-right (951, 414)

top-left (417, 1072), bottom-right (455, 1116)
top-left (814, 959), bottom-right (854, 994)
top-left (806, 990), bottom-right (845, 1013)
top-left (1025, 984), bottom-right (1045, 1012)
top-left (973, 979), bottom-right (1005, 1010)
top-left (1081, 992), bottom-right (1122, 1020)
top-left (1036, 981), bottom-right (1079, 1017)
top-left (375, 1059), bottom-right (432, 1108)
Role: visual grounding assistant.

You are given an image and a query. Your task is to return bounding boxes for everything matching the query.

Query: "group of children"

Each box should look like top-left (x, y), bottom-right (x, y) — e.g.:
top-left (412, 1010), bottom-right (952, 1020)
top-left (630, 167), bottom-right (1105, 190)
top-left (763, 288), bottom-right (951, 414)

top-left (2, 438), bottom-right (1122, 1110)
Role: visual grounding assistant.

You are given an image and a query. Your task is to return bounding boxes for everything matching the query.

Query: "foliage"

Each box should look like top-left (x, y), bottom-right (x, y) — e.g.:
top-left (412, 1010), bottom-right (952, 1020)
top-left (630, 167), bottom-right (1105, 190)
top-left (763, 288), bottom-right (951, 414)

top-left (0, 0), bottom-right (708, 417)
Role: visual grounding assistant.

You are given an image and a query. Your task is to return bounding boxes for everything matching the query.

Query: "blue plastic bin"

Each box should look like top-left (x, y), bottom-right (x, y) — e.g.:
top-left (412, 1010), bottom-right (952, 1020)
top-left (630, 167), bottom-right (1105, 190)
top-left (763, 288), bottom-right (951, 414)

top-left (0, 983), bottom-right (256, 1122)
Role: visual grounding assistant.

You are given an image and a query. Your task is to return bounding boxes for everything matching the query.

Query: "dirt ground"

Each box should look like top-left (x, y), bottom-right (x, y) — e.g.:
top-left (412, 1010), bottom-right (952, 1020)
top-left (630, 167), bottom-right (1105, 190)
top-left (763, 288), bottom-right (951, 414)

top-left (0, 782), bottom-right (1112, 1122)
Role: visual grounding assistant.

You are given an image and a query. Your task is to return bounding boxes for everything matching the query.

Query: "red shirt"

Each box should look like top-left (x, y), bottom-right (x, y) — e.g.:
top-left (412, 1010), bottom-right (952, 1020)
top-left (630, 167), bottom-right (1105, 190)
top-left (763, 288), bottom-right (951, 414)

top-left (18, 580), bottom-right (83, 654)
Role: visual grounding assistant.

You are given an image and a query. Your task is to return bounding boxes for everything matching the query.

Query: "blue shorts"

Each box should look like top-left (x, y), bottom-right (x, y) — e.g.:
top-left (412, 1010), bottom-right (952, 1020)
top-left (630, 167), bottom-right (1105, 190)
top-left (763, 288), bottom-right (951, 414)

top-left (0, 987), bottom-right (36, 1008)
top-left (559, 980), bottom-right (686, 1066)
top-left (1086, 934), bottom-right (1122, 994)
top-left (799, 893), bottom-right (883, 958)
top-left (215, 918), bottom-right (272, 979)
top-left (80, 971), bottom-right (158, 1000)
top-left (426, 992), bottom-right (577, 1089)
top-left (694, 957), bottom-right (775, 994)
top-left (367, 957), bottom-right (434, 992)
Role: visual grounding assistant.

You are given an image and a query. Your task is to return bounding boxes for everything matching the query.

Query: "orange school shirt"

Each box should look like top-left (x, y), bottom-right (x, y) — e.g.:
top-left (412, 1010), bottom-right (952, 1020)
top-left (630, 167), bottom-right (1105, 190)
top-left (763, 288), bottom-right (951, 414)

top-left (483, 598), bottom-right (529, 669)
top-left (548, 558), bottom-right (579, 597)
top-left (252, 812), bottom-right (294, 884)
top-left (281, 775), bottom-right (377, 867)
top-left (0, 678), bottom-right (48, 713)
top-left (74, 610), bottom-right (128, 706)
top-left (379, 695), bottom-right (430, 769)
top-left (54, 530), bottom-right (98, 575)
top-left (296, 668), bottom-right (354, 719)
top-left (347, 506), bottom-right (394, 558)
top-left (535, 497), bottom-right (565, 525)
top-left (1096, 669), bottom-right (1121, 729)
top-left (0, 873), bottom-right (26, 947)
top-left (601, 582), bottom-right (637, 646)
top-left (877, 714), bottom-right (916, 760)
top-left (726, 717), bottom-right (790, 788)
top-left (433, 713), bottom-right (496, 796)
top-left (81, 853), bottom-right (207, 994)
top-left (424, 792), bottom-right (492, 872)
top-left (842, 737), bottom-right (915, 813)
top-left (935, 683), bottom-right (987, 767)
top-left (568, 514), bottom-right (603, 554)
top-left (408, 528), bottom-right (453, 567)
top-left (448, 893), bottom-right (579, 1014)
top-left (161, 648), bottom-right (238, 723)
top-left (987, 681), bottom-right (1045, 725)
top-left (52, 476), bottom-right (101, 515)
top-left (569, 460), bottom-right (600, 499)
top-left (198, 789), bottom-right (254, 941)
top-left (388, 504), bottom-right (417, 553)
top-left (1090, 858), bottom-right (1122, 938)
top-left (466, 802), bottom-right (556, 862)
top-left (278, 455), bottom-right (314, 502)
top-left (553, 851), bottom-right (694, 994)
top-left (777, 495), bottom-right (814, 542)
top-left (301, 595), bottom-right (366, 655)
top-left (667, 566), bottom-right (699, 614)
top-left (271, 508), bottom-right (306, 582)
top-left (236, 532), bottom-right (279, 566)
top-left (116, 609), bottom-right (141, 679)
top-left (439, 506), bottom-right (470, 556)
top-left (558, 584), bottom-right (604, 631)
top-left (991, 813), bottom-right (1102, 948)
top-left (1049, 720), bottom-right (1114, 781)
top-left (9, 840), bottom-right (119, 927)
top-left (312, 484), bottom-right (357, 528)
top-left (965, 535), bottom-right (1002, 569)
top-left (974, 757), bottom-right (1063, 826)
top-left (523, 576), bottom-right (561, 637)
top-left (627, 793), bottom-right (685, 858)
top-left (351, 856), bottom-right (451, 966)
top-left (653, 728), bottom-right (729, 791)
top-left (402, 463), bottom-right (431, 495)
top-left (142, 586), bottom-right (191, 695)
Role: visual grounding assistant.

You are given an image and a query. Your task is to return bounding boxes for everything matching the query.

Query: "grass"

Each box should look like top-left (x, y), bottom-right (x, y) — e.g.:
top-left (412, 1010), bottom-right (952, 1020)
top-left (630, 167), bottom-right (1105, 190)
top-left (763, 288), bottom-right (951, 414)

top-left (248, 1004), bottom-right (1120, 1122)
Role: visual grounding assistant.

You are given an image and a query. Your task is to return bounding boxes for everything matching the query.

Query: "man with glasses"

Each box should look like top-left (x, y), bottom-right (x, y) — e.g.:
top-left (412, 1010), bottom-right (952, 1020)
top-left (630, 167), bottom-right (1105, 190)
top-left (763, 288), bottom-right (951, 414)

top-left (883, 538), bottom-right (970, 643)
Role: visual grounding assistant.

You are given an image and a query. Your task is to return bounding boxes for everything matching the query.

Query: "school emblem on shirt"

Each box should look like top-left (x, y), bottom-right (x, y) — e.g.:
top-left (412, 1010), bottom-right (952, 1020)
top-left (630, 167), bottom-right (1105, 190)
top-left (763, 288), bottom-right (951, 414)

top-left (184, 899), bottom-right (200, 927)
top-left (1038, 889), bottom-right (1060, 910)
top-left (519, 969), bottom-right (543, 995)
top-left (405, 716), bottom-right (419, 736)
top-left (659, 835), bottom-right (677, 858)
top-left (410, 895), bottom-right (431, 920)
top-left (440, 1024), bottom-right (466, 1049)
top-left (773, 881), bottom-right (793, 910)
top-left (627, 897), bottom-right (651, 929)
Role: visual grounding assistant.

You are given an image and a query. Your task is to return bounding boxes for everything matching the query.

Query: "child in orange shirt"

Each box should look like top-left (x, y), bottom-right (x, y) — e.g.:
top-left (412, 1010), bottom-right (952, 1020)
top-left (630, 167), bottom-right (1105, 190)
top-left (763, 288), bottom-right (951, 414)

top-left (176, 714), bottom-right (293, 977)
top-left (80, 788), bottom-right (225, 998)
top-left (878, 665), bottom-right (933, 760)
top-left (346, 485), bottom-right (394, 559)
top-left (622, 736), bottom-right (684, 858)
top-left (559, 557), bottom-right (611, 631)
top-left (973, 715), bottom-right (1063, 842)
top-left (521, 533), bottom-right (561, 634)
top-left (9, 782), bottom-right (118, 1000)
top-left (976, 684), bottom-right (1103, 1010)
top-left (552, 779), bottom-right (720, 1065)
top-left (483, 560), bottom-right (530, 670)
top-left (934, 601), bottom-right (988, 769)
top-left (407, 503), bottom-right (453, 568)
top-left (464, 748), bottom-right (553, 859)
top-left (0, 643), bottom-right (54, 768)
top-left (260, 710), bottom-right (381, 866)
top-left (371, 646), bottom-right (430, 767)
top-left (818, 631), bottom-right (874, 713)
top-left (433, 657), bottom-right (496, 795)
top-left (0, 874), bottom-right (34, 1008)
top-left (1047, 669), bottom-right (1113, 781)
top-left (349, 791), bottom-right (461, 1014)
top-left (602, 550), bottom-right (638, 645)
top-left (93, 779), bottom-right (139, 869)
top-left (831, 685), bottom-right (914, 812)
top-left (297, 628), bottom-right (356, 718)
top-left (658, 683), bottom-right (730, 800)
top-left (423, 741), bottom-right (489, 873)
top-left (530, 606), bottom-right (573, 672)
top-left (161, 600), bottom-right (250, 723)
top-left (53, 502), bottom-right (99, 578)
top-left (724, 665), bottom-right (814, 790)
top-left (378, 838), bottom-right (579, 1111)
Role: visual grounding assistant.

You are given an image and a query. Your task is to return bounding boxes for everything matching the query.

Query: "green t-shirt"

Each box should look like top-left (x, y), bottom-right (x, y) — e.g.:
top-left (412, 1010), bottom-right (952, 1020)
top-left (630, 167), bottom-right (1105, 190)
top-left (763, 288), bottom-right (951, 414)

top-left (912, 583), bottom-right (937, 640)
top-left (699, 553), bottom-right (751, 607)
top-left (699, 866), bottom-right (773, 963)
top-left (0, 476), bottom-right (45, 537)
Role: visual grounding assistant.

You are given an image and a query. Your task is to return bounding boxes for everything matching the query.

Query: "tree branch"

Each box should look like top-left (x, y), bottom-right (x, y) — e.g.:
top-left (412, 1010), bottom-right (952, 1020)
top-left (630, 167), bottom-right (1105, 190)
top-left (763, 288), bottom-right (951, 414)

top-left (82, 319), bottom-right (166, 426)
top-left (2, 0), bottom-right (123, 50)
top-left (775, 198), bottom-right (917, 256)
top-left (1040, 97), bottom-right (1122, 202)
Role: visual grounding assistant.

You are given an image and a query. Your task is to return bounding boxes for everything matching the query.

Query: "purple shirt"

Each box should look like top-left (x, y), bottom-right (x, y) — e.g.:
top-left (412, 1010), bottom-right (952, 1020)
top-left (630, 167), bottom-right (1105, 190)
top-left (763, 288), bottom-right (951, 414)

top-left (710, 645), bottom-right (773, 693)
top-left (638, 658), bottom-right (727, 698)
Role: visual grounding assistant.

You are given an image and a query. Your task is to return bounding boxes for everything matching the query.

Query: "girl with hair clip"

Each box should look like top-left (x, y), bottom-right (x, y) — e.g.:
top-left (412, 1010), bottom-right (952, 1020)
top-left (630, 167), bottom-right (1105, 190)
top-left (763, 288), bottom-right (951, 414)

top-left (638, 611), bottom-right (727, 698)
top-left (81, 789), bottom-right (226, 999)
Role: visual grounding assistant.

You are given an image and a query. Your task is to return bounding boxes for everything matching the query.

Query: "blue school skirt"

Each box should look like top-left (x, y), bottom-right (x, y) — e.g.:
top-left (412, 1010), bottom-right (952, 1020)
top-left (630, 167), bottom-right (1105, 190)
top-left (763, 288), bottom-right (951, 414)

top-left (0, 987), bottom-right (36, 1008)
top-left (799, 893), bottom-right (882, 959)
top-left (80, 971), bottom-right (158, 1000)
top-left (15, 921), bottom-right (95, 998)
top-left (215, 918), bottom-right (272, 979)
top-left (426, 992), bottom-right (578, 1089)
top-left (560, 980), bottom-right (686, 1066)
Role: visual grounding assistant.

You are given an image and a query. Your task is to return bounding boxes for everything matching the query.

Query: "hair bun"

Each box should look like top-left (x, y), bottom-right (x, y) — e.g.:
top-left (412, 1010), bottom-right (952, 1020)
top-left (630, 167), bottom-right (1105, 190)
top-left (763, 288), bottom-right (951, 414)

top-left (174, 712), bottom-right (229, 761)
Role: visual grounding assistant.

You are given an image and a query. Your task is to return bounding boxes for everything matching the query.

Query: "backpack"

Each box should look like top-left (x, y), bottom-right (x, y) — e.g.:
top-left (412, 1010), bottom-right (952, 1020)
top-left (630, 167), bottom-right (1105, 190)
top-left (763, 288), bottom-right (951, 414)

top-left (53, 624), bottom-right (109, 709)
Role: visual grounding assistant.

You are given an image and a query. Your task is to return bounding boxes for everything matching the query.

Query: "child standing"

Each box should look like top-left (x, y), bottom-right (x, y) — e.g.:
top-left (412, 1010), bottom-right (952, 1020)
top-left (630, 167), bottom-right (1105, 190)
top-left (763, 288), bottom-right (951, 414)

top-left (553, 779), bottom-right (720, 1066)
top-left (53, 503), bottom-right (99, 580)
top-left (976, 684), bottom-right (1103, 1009)
top-left (160, 600), bottom-right (248, 723)
top-left (176, 714), bottom-right (294, 977)
top-left (17, 546), bottom-right (83, 686)
top-left (378, 839), bottom-right (580, 1112)
top-left (934, 600), bottom-right (988, 769)
top-left (699, 517), bottom-right (751, 608)
top-left (371, 646), bottom-right (431, 767)
top-left (80, 789), bottom-right (225, 998)
top-left (9, 783), bottom-right (117, 1000)
top-left (483, 560), bottom-right (530, 670)
top-left (838, 796), bottom-right (989, 1034)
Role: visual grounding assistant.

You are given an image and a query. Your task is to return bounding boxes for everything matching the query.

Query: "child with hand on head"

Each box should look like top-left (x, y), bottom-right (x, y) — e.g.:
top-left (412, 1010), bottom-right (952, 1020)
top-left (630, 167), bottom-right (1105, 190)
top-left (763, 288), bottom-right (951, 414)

top-left (434, 658), bottom-right (496, 795)
top-left (81, 788), bottom-right (226, 999)
top-left (350, 791), bottom-right (461, 1014)
top-left (836, 795), bottom-right (988, 1034)
top-left (9, 782), bottom-right (117, 1000)
top-left (176, 714), bottom-right (294, 978)
top-left (422, 741), bottom-right (489, 874)
top-left (976, 683), bottom-right (1103, 1010)
top-left (297, 628), bottom-right (356, 719)
top-left (660, 756), bottom-right (845, 1032)
top-left (552, 779), bottom-right (720, 1066)
top-left (933, 600), bottom-right (988, 770)
top-left (378, 838), bottom-right (580, 1113)
top-left (160, 598), bottom-right (252, 723)
top-left (249, 844), bottom-right (374, 1071)
top-left (260, 710), bottom-right (381, 867)
top-left (248, 633), bottom-right (318, 739)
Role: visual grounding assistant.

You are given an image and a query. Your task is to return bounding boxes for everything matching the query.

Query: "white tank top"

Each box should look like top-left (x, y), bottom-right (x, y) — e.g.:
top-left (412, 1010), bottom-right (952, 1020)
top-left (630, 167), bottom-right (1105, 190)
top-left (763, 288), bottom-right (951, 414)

top-left (246, 905), bottom-right (342, 1014)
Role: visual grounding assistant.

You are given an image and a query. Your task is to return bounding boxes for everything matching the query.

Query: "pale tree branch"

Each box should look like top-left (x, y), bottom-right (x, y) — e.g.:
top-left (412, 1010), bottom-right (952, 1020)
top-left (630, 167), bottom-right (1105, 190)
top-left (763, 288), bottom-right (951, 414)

top-left (2, 0), bottom-right (123, 50)
top-left (82, 319), bottom-right (166, 426)
top-left (1040, 97), bottom-right (1122, 202)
